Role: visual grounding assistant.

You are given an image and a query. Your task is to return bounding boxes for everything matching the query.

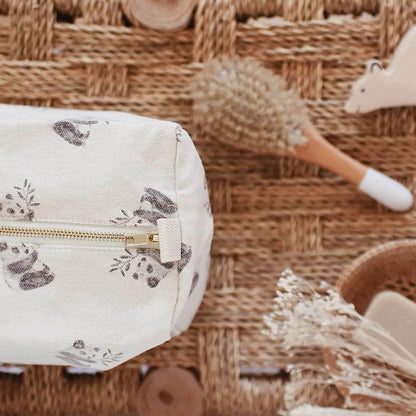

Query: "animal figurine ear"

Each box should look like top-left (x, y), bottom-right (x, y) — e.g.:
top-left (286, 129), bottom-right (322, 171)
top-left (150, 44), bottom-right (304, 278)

top-left (366, 59), bottom-right (383, 73)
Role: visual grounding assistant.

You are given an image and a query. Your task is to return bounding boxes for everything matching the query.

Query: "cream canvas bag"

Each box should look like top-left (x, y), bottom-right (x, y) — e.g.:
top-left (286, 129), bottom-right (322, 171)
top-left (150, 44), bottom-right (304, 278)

top-left (0, 104), bottom-right (213, 370)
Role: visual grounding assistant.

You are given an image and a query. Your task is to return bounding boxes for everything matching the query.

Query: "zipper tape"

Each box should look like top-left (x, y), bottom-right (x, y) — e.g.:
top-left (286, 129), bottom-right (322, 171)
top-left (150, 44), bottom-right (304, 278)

top-left (0, 219), bottom-right (183, 263)
top-left (157, 218), bottom-right (181, 263)
top-left (0, 221), bottom-right (159, 249)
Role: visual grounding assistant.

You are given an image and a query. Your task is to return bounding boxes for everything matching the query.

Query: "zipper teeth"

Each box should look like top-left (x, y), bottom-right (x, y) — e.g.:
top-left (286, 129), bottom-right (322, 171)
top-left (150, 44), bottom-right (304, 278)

top-left (0, 225), bottom-right (127, 242)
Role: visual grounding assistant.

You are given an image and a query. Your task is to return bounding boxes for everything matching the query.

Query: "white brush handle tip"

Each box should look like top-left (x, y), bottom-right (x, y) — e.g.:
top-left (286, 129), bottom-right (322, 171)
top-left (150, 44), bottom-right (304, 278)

top-left (358, 168), bottom-right (414, 212)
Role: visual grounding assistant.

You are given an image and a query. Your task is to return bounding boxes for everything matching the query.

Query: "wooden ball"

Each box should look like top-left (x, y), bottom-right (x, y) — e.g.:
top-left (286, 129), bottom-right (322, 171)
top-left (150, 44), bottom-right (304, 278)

top-left (136, 367), bottom-right (204, 416)
top-left (126, 0), bottom-right (196, 31)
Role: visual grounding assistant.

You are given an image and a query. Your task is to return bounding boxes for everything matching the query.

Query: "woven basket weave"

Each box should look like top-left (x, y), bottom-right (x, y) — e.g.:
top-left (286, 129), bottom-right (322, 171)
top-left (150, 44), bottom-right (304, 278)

top-left (340, 240), bottom-right (416, 314)
top-left (0, 0), bottom-right (415, 414)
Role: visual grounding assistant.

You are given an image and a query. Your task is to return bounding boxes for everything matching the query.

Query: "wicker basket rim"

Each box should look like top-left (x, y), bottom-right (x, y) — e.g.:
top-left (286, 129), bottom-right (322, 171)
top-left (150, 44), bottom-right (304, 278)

top-left (339, 239), bottom-right (416, 313)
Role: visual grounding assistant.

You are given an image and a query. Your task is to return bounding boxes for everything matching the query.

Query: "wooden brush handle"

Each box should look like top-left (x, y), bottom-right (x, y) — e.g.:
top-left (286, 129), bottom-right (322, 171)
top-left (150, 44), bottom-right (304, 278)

top-left (295, 123), bottom-right (366, 186)
top-left (292, 122), bottom-right (413, 212)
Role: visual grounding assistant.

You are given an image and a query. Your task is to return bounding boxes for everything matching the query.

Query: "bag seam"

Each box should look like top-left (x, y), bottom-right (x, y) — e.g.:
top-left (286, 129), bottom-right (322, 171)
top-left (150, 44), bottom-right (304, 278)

top-left (170, 123), bottom-right (182, 333)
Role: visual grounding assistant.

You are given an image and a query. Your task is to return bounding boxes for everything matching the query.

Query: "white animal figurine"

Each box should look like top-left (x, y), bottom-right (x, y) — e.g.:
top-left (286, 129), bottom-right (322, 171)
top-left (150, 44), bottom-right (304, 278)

top-left (345, 25), bottom-right (416, 113)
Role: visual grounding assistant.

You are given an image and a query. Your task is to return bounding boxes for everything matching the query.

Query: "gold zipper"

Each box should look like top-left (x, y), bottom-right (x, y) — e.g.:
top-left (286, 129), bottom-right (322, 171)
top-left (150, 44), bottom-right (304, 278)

top-left (0, 224), bottom-right (159, 249)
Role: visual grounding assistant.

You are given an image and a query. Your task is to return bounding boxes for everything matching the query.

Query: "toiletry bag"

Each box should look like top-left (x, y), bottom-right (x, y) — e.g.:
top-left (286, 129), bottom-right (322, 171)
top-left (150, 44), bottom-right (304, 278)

top-left (0, 104), bottom-right (213, 370)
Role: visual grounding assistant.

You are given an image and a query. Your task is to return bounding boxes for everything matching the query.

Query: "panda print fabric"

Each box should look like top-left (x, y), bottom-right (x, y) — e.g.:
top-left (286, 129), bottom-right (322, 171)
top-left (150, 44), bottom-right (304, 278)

top-left (52, 120), bottom-right (100, 147)
top-left (56, 340), bottom-right (123, 368)
top-left (0, 180), bottom-right (55, 291)
top-left (0, 105), bottom-right (213, 370)
top-left (0, 243), bottom-right (55, 291)
top-left (110, 187), bottom-right (192, 288)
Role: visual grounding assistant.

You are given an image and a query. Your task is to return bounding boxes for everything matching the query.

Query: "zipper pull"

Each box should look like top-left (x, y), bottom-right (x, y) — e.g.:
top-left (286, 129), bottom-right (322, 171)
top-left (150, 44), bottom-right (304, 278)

top-left (125, 219), bottom-right (181, 263)
top-left (124, 233), bottom-right (159, 249)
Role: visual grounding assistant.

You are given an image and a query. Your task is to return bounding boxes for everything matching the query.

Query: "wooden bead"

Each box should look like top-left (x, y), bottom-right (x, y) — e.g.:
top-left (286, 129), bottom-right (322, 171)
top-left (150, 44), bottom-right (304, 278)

top-left (136, 367), bottom-right (204, 416)
top-left (126, 0), bottom-right (196, 31)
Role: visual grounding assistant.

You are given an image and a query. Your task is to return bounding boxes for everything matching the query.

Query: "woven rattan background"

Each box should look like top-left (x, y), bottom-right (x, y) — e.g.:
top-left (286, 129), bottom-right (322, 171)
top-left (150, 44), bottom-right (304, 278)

top-left (0, 0), bottom-right (415, 414)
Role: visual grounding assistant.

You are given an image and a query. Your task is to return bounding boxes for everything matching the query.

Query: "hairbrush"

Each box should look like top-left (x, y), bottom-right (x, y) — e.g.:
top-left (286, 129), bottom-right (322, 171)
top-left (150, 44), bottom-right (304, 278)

top-left (192, 57), bottom-right (413, 212)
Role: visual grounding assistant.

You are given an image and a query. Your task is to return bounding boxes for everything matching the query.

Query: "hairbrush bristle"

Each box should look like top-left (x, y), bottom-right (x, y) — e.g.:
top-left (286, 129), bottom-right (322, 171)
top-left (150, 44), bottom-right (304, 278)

top-left (192, 56), bottom-right (308, 153)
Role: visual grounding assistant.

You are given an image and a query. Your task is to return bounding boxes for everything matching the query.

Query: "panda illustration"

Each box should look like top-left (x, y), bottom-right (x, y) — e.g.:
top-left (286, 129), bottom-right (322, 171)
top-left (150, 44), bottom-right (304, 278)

top-left (52, 119), bottom-right (100, 147)
top-left (130, 248), bottom-right (175, 288)
top-left (0, 181), bottom-right (54, 291)
top-left (0, 243), bottom-right (54, 291)
top-left (110, 188), bottom-right (192, 287)
top-left (132, 187), bottom-right (178, 225)
top-left (0, 193), bottom-right (34, 221)
top-left (128, 245), bottom-right (192, 288)
top-left (56, 339), bottom-right (123, 368)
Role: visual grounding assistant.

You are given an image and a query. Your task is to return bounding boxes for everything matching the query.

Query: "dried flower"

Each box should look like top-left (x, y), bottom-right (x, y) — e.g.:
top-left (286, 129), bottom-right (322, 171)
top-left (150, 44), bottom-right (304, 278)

top-left (265, 269), bottom-right (416, 415)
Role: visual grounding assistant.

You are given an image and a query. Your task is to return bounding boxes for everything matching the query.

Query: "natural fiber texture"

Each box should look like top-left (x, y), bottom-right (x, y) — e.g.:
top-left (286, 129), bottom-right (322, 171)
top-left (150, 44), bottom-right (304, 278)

top-left (339, 240), bottom-right (416, 314)
top-left (193, 56), bottom-right (308, 153)
top-left (0, 0), bottom-right (415, 414)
